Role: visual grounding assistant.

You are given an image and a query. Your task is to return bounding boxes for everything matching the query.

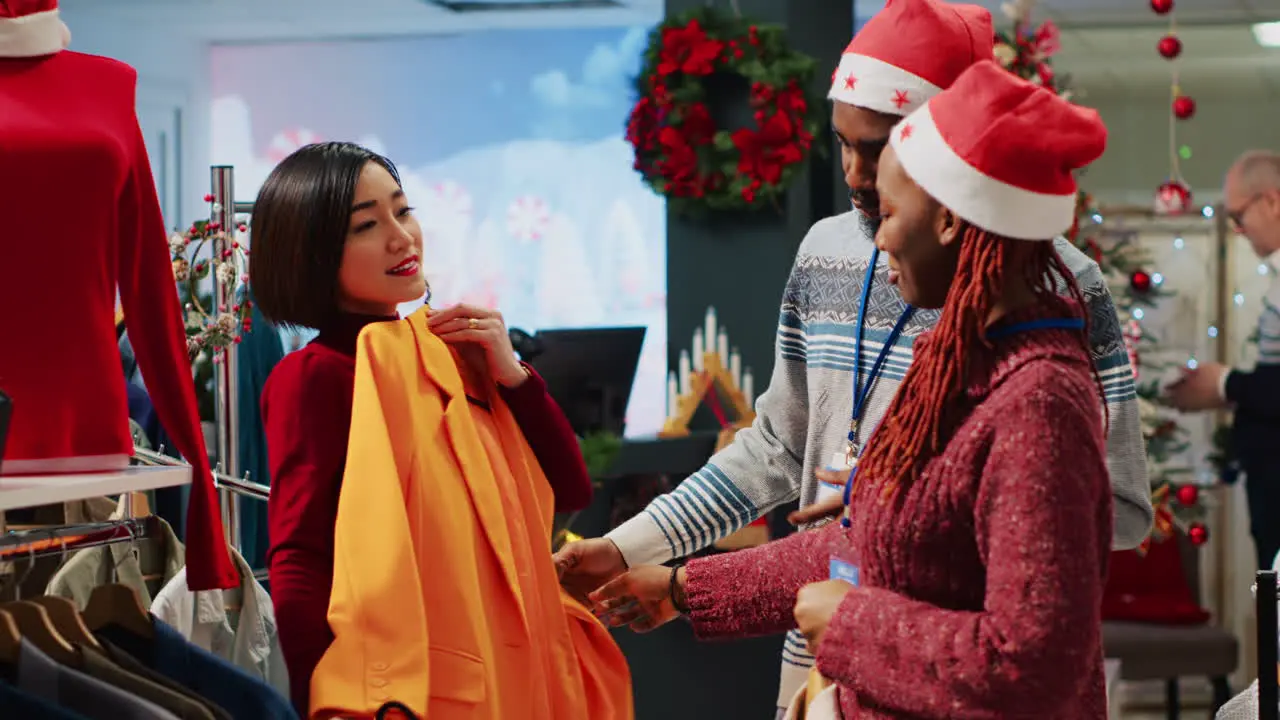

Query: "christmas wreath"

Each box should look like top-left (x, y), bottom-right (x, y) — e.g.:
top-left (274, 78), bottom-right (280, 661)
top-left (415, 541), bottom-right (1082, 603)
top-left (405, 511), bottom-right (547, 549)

top-left (627, 8), bottom-right (824, 215)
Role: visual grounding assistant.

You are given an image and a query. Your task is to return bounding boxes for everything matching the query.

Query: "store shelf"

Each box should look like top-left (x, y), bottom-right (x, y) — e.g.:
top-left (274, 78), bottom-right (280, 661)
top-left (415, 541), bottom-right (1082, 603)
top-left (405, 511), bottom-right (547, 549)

top-left (0, 465), bottom-right (191, 511)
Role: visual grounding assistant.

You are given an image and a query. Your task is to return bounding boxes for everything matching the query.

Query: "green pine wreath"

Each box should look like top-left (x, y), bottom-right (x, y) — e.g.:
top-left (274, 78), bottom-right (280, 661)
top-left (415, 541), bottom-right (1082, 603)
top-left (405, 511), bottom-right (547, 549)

top-left (626, 8), bottom-right (825, 215)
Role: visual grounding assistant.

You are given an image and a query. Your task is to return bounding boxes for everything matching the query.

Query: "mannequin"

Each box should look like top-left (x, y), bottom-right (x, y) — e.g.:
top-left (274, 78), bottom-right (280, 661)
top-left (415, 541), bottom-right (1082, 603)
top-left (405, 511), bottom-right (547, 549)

top-left (0, 0), bottom-right (236, 591)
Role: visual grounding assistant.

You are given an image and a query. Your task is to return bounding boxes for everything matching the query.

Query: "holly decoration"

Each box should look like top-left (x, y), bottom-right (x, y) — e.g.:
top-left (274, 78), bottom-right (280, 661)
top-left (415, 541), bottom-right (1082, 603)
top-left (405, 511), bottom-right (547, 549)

top-left (627, 7), bottom-right (824, 215)
top-left (170, 206), bottom-right (252, 359)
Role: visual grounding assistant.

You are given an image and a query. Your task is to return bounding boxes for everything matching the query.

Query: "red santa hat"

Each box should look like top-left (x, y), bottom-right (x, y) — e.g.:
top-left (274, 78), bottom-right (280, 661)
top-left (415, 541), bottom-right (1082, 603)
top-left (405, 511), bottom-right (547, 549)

top-left (828, 0), bottom-right (993, 117)
top-left (0, 0), bottom-right (71, 58)
top-left (888, 60), bottom-right (1106, 241)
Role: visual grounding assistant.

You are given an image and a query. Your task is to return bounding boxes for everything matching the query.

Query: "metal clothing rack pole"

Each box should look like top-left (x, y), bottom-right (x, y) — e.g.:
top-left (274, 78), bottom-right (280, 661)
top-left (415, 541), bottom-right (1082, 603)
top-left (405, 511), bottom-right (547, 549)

top-left (1258, 570), bottom-right (1278, 720)
top-left (134, 447), bottom-right (269, 503)
top-left (210, 166), bottom-right (245, 552)
top-left (0, 518), bottom-right (149, 561)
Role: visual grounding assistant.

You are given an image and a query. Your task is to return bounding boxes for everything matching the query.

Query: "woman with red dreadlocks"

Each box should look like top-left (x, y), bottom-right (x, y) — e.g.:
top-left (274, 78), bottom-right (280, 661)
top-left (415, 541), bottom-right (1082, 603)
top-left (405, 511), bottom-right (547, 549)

top-left (590, 60), bottom-right (1113, 719)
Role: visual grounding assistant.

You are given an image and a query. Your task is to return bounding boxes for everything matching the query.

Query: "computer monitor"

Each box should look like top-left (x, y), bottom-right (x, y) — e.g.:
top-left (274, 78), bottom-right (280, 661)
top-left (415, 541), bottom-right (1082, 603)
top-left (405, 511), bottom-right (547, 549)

top-left (528, 327), bottom-right (646, 437)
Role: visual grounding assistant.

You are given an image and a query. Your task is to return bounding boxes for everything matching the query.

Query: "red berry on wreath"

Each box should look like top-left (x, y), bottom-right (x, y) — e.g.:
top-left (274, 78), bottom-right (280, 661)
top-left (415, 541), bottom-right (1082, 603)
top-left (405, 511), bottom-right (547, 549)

top-left (1172, 95), bottom-right (1196, 120)
top-left (1129, 270), bottom-right (1152, 293)
top-left (1187, 522), bottom-right (1209, 546)
top-left (1157, 34), bottom-right (1182, 59)
top-left (1175, 484), bottom-right (1199, 507)
top-left (1150, 0), bottom-right (1174, 13)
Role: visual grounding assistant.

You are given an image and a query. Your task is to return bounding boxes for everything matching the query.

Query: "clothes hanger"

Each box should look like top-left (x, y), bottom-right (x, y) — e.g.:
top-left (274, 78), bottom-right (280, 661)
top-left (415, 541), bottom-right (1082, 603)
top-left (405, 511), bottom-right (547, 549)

top-left (0, 609), bottom-right (20, 665)
top-left (82, 522), bottom-right (153, 640)
top-left (0, 546), bottom-right (79, 666)
top-left (29, 539), bottom-right (104, 652)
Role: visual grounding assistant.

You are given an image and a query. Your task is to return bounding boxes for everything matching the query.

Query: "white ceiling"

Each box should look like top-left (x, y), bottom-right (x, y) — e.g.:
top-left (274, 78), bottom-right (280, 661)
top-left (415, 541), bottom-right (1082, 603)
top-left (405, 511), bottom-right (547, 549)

top-left (58, 0), bottom-right (1280, 95)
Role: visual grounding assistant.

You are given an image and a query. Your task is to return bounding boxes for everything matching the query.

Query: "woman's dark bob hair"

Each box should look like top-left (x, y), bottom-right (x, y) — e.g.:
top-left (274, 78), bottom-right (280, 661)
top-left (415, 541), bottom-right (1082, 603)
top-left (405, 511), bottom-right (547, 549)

top-left (251, 141), bottom-right (401, 330)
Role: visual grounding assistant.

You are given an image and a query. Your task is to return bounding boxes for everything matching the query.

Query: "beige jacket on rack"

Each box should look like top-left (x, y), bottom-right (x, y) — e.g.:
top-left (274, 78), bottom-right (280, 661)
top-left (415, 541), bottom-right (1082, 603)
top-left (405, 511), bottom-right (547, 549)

top-left (45, 509), bottom-right (184, 609)
top-left (150, 547), bottom-right (289, 697)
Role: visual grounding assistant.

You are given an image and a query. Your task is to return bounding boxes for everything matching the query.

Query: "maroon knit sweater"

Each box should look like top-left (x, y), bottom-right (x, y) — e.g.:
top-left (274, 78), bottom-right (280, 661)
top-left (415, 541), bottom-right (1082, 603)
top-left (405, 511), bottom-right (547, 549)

top-left (684, 312), bottom-right (1113, 719)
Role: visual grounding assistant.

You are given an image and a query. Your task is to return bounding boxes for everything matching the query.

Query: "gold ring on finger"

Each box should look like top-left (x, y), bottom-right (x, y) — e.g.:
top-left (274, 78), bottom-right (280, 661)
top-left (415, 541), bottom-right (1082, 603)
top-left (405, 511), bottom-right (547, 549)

top-left (468, 318), bottom-right (480, 330)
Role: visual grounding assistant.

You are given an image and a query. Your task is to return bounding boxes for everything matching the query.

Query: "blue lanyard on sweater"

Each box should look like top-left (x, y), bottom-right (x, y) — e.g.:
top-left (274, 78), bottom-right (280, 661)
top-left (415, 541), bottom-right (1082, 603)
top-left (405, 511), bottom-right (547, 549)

top-left (847, 247), bottom-right (914, 465)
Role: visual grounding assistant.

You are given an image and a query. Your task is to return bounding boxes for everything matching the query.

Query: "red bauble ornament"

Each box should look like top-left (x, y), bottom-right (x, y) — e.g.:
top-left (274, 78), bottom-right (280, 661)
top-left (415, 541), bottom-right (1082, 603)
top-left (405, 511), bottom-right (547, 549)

top-left (1172, 95), bottom-right (1196, 120)
top-left (1130, 270), bottom-right (1153, 293)
top-left (1157, 34), bottom-right (1182, 59)
top-left (1154, 180), bottom-right (1193, 215)
top-left (1188, 522), bottom-right (1209, 546)
top-left (1150, 0), bottom-right (1174, 13)
top-left (1175, 484), bottom-right (1200, 506)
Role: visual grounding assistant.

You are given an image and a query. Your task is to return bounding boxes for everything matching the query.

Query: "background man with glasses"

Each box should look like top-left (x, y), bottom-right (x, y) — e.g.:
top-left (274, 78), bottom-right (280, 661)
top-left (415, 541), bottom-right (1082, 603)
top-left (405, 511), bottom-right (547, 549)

top-left (1168, 149), bottom-right (1280, 569)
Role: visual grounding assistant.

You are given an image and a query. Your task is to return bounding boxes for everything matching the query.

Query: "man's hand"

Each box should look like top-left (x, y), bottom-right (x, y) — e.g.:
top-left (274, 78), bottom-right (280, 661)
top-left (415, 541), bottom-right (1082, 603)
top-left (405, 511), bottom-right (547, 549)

top-left (786, 468), bottom-right (848, 526)
top-left (794, 579), bottom-right (855, 652)
top-left (1165, 362), bottom-right (1230, 412)
top-left (553, 537), bottom-right (628, 606)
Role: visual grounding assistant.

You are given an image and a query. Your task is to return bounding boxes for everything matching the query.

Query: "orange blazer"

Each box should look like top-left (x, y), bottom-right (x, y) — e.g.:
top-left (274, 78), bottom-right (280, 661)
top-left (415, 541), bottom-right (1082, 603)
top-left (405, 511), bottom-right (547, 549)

top-left (310, 308), bottom-right (632, 719)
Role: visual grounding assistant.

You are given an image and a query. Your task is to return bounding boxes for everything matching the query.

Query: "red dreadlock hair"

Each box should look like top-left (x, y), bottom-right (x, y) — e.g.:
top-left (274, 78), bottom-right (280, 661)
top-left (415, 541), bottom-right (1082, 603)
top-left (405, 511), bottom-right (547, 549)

top-left (853, 223), bottom-right (1107, 500)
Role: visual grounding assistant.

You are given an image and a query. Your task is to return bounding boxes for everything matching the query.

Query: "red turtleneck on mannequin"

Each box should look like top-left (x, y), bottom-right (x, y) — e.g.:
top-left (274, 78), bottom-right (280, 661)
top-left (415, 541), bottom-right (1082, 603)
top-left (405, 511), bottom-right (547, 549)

top-left (0, 48), bottom-right (236, 590)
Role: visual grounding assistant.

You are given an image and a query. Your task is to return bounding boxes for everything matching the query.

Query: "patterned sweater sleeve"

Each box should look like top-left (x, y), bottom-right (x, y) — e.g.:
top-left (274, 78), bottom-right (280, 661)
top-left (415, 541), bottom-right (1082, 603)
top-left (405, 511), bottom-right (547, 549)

top-left (815, 377), bottom-right (1112, 719)
top-left (1062, 237), bottom-right (1152, 550)
top-left (683, 522), bottom-right (834, 639)
top-left (606, 248), bottom-right (814, 567)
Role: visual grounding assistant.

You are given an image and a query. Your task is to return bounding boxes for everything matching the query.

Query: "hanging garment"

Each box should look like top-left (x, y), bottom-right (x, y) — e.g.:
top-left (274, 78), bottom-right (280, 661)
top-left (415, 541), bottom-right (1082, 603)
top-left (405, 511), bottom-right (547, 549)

top-left (97, 617), bottom-right (296, 720)
top-left (151, 546), bottom-right (289, 696)
top-left (97, 636), bottom-right (233, 720)
top-left (0, 679), bottom-right (91, 719)
top-left (46, 515), bottom-right (184, 610)
top-left (0, 48), bottom-right (234, 590)
top-left (79, 644), bottom-right (219, 720)
top-left (309, 307), bottom-right (632, 720)
top-left (13, 638), bottom-right (178, 719)
top-left (235, 300), bottom-right (285, 569)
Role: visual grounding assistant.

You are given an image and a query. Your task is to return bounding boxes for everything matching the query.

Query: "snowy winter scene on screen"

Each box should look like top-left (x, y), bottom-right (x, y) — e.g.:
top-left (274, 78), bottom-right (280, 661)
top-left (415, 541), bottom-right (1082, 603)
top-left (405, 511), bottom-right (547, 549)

top-left (209, 26), bottom-right (668, 436)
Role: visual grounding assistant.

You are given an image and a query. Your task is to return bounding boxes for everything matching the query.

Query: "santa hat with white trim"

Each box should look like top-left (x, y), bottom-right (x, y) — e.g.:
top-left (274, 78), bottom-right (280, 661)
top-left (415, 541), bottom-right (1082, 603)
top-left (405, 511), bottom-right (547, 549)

top-left (0, 0), bottom-right (71, 58)
top-left (888, 60), bottom-right (1107, 241)
top-left (829, 0), bottom-right (993, 117)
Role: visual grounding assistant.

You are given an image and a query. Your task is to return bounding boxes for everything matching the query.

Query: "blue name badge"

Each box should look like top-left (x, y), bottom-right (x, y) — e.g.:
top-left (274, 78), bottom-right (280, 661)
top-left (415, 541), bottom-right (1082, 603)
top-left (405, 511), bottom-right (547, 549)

top-left (829, 557), bottom-right (860, 586)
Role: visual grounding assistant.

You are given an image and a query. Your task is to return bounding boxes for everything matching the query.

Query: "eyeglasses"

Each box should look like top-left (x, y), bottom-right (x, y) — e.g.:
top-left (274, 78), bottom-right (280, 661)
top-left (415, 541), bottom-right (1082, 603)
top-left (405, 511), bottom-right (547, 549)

top-left (1226, 193), bottom-right (1264, 230)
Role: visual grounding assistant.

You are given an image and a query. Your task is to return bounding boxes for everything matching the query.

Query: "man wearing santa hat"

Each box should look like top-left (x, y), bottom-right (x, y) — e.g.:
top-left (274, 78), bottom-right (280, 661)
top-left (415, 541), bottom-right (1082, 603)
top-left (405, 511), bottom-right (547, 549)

top-left (555, 0), bottom-right (1150, 712)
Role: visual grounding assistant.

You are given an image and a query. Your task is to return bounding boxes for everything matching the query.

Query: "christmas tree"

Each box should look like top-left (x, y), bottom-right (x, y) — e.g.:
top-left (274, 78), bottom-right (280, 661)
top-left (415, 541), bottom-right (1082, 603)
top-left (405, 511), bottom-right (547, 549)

top-left (998, 0), bottom-right (1210, 547)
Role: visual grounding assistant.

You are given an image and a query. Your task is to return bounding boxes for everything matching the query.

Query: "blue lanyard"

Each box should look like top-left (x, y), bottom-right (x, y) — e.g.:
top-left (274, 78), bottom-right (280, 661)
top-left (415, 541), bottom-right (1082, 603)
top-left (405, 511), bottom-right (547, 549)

top-left (839, 304), bottom-right (1084, 527)
top-left (848, 247), bottom-right (914, 463)
top-left (986, 317), bottom-right (1084, 339)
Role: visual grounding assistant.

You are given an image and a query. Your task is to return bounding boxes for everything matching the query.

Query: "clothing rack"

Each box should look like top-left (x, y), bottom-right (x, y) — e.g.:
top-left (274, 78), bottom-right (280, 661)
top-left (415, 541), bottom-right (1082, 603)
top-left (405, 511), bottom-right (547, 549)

top-left (210, 166), bottom-right (246, 552)
top-left (1258, 570), bottom-right (1278, 720)
top-left (133, 446), bottom-right (270, 503)
top-left (0, 517), bottom-right (150, 561)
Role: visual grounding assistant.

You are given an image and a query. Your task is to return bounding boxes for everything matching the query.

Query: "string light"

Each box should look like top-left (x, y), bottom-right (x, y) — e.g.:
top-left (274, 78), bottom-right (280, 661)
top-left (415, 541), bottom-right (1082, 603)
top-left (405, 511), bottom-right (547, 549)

top-left (1152, 272), bottom-right (1165, 285)
top-left (1091, 213), bottom-right (1103, 224)
top-left (1133, 307), bottom-right (1146, 320)
top-left (1235, 292), bottom-right (1246, 306)
top-left (1186, 356), bottom-right (1198, 369)
top-left (1202, 206), bottom-right (1214, 218)
top-left (1174, 236), bottom-right (1185, 249)
top-left (1260, 263), bottom-right (1270, 275)
top-left (1207, 325), bottom-right (1219, 338)
top-left (1178, 145), bottom-right (1192, 160)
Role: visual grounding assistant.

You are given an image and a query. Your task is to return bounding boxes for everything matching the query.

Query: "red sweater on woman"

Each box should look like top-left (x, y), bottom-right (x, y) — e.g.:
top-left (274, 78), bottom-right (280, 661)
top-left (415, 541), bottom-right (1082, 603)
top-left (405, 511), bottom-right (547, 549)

top-left (262, 313), bottom-right (593, 713)
top-left (684, 311), bottom-right (1113, 719)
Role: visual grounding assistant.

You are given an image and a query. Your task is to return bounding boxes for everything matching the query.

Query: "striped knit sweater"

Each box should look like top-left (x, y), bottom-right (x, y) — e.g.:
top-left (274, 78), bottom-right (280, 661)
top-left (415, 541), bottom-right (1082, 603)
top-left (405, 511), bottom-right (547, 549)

top-left (607, 209), bottom-right (1152, 709)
